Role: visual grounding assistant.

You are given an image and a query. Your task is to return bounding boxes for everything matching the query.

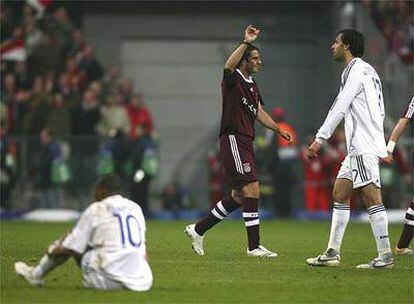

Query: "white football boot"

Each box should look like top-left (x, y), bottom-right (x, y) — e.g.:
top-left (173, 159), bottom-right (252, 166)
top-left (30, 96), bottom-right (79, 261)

top-left (15, 262), bottom-right (44, 286)
top-left (185, 224), bottom-right (205, 256)
top-left (395, 246), bottom-right (413, 255)
top-left (247, 245), bottom-right (278, 257)
top-left (306, 248), bottom-right (341, 267)
top-left (356, 253), bottom-right (394, 269)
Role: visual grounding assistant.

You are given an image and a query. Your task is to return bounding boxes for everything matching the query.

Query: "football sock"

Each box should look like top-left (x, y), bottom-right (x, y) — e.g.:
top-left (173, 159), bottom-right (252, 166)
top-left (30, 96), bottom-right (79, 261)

top-left (397, 202), bottom-right (414, 249)
top-left (367, 205), bottom-right (391, 255)
top-left (33, 254), bottom-right (68, 278)
top-left (327, 202), bottom-right (350, 253)
top-left (243, 197), bottom-right (260, 251)
top-left (195, 195), bottom-right (240, 236)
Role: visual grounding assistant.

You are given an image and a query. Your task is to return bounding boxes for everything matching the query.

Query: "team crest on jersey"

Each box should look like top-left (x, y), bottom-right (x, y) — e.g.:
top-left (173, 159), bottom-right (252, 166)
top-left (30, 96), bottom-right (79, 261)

top-left (243, 163), bottom-right (251, 173)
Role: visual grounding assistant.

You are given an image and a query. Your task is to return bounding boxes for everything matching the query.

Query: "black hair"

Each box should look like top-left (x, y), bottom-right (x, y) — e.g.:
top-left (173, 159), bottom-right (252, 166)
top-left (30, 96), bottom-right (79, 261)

top-left (336, 29), bottom-right (365, 57)
top-left (237, 44), bottom-right (260, 68)
top-left (95, 174), bottom-right (123, 197)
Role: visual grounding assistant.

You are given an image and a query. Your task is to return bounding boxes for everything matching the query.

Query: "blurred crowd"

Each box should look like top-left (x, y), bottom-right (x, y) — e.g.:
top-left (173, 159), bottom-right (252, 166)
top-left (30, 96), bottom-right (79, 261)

top-left (0, 1), bottom-right (156, 216)
top-left (363, 0), bottom-right (414, 64)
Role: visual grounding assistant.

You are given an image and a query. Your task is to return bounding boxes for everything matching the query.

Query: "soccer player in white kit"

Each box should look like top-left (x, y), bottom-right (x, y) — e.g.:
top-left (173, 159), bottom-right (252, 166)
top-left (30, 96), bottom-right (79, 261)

top-left (15, 174), bottom-right (153, 291)
top-left (305, 29), bottom-right (394, 269)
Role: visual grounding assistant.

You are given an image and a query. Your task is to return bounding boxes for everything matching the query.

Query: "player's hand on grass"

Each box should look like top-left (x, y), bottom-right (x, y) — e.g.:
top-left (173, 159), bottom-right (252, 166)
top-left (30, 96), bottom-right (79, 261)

top-left (244, 25), bottom-right (260, 43)
top-left (380, 152), bottom-right (394, 165)
top-left (307, 140), bottom-right (321, 158)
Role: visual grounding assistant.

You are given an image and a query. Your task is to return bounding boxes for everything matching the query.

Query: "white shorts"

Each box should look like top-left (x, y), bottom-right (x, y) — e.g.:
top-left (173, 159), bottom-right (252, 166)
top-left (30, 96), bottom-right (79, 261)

top-left (81, 251), bottom-right (124, 290)
top-left (81, 250), bottom-right (153, 292)
top-left (336, 154), bottom-right (381, 189)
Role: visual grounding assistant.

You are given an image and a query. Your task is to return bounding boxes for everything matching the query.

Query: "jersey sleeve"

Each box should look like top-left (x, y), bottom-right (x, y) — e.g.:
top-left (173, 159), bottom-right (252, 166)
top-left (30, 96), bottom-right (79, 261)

top-left (403, 96), bottom-right (414, 119)
top-left (62, 206), bottom-right (94, 254)
top-left (223, 69), bottom-right (237, 87)
top-left (315, 67), bottom-right (362, 141)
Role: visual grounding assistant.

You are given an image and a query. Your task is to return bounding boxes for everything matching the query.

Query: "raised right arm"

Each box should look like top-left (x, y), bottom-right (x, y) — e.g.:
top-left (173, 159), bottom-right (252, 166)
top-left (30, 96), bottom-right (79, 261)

top-left (224, 25), bottom-right (260, 72)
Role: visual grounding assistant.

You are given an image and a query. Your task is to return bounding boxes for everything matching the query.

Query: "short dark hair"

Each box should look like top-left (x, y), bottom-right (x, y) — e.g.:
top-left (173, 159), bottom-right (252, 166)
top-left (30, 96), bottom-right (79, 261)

top-left (95, 174), bottom-right (123, 197)
top-left (337, 29), bottom-right (365, 57)
top-left (237, 44), bottom-right (260, 68)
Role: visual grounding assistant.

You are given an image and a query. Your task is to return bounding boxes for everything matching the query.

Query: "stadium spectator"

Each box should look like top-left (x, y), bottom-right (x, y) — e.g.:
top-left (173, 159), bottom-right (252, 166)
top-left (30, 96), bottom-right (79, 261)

top-left (71, 89), bottom-right (100, 197)
top-left (128, 125), bottom-right (158, 218)
top-left (15, 174), bottom-right (153, 292)
top-left (300, 137), bottom-right (331, 213)
top-left (118, 76), bottom-right (134, 103)
top-left (103, 65), bottom-right (121, 95)
top-left (266, 107), bottom-right (299, 217)
top-left (23, 76), bottom-right (51, 134)
top-left (78, 45), bottom-right (104, 85)
top-left (97, 93), bottom-right (130, 137)
top-left (0, 125), bottom-right (17, 210)
top-left (34, 128), bottom-right (62, 208)
top-left (45, 93), bottom-right (71, 140)
top-left (127, 93), bottom-right (153, 139)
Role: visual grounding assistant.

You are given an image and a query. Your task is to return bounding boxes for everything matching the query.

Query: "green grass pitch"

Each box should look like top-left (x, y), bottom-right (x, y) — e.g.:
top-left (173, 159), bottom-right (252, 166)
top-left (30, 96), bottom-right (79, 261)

top-left (1, 220), bottom-right (413, 303)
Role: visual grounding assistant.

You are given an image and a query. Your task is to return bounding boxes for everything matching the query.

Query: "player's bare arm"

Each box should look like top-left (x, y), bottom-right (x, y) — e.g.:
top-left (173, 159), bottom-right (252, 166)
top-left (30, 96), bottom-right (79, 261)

top-left (224, 25), bottom-right (260, 72)
top-left (257, 103), bottom-right (292, 143)
top-left (382, 117), bottom-right (410, 164)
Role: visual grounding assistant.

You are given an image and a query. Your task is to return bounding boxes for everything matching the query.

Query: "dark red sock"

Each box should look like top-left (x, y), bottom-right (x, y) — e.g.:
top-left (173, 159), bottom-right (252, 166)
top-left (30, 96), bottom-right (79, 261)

top-left (195, 195), bottom-right (240, 236)
top-left (243, 197), bottom-right (260, 251)
top-left (398, 203), bottom-right (414, 249)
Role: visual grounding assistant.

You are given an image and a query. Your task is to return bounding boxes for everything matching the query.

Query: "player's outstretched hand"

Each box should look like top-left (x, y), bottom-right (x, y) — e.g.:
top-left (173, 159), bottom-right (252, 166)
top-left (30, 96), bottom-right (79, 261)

top-left (380, 152), bottom-right (394, 165)
top-left (244, 25), bottom-right (260, 43)
top-left (279, 130), bottom-right (293, 144)
top-left (307, 140), bottom-right (321, 158)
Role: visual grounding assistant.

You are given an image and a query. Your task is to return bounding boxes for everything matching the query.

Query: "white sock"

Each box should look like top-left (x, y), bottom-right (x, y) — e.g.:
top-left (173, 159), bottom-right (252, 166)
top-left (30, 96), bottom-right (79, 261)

top-left (33, 254), bottom-right (57, 278)
top-left (367, 205), bottom-right (391, 256)
top-left (33, 254), bottom-right (68, 278)
top-left (327, 202), bottom-right (350, 252)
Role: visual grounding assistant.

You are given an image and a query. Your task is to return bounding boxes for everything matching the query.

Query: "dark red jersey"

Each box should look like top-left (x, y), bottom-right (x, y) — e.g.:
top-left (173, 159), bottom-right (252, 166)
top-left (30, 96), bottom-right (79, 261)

top-left (219, 69), bottom-right (263, 140)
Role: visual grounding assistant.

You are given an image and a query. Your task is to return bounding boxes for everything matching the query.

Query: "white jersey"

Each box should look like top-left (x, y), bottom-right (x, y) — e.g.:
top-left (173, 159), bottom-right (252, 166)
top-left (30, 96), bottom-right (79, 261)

top-left (62, 195), bottom-right (152, 291)
top-left (316, 58), bottom-right (387, 157)
top-left (403, 96), bottom-right (414, 120)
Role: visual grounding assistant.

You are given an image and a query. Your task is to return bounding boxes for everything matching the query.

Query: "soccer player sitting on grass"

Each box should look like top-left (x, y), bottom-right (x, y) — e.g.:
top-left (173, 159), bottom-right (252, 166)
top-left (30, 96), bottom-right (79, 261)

top-left (15, 174), bottom-right (153, 291)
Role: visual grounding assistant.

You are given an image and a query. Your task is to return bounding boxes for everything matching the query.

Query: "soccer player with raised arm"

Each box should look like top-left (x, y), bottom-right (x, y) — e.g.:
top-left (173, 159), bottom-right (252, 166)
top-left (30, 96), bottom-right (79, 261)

top-left (306, 29), bottom-right (394, 269)
top-left (383, 96), bottom-right (414, 255)
top-left (185, 25), bottom-right (292, 257)
top-left (15, 174), bottom-right (153, 291)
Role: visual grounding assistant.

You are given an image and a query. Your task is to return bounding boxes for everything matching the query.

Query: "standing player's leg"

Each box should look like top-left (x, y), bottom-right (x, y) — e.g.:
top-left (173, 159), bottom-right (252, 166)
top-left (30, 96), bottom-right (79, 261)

top-left (185, 190), bottom-right (243, 256)
top-left (306, 178), bottom-right (352, 266)
top-left (356, 183), bottom-right (394, 268)
top-left (243, 181), bottom-right (277, 257)
top-left (395, 201), bottom-right (414, 255)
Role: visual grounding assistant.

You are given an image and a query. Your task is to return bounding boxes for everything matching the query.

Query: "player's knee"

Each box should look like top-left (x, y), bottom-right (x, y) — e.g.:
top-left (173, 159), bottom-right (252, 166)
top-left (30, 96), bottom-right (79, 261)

top-left (242, 182), bottom-right (260, 198)
top-left (231, 190), bottom-right (243, 204)
top-left (332, 188), bottom-right (349, 204)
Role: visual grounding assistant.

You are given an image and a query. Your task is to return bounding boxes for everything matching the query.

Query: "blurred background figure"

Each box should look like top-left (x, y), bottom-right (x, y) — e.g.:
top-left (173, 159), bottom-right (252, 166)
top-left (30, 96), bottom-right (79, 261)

top-left (265, 107), bottom-right (299, 217)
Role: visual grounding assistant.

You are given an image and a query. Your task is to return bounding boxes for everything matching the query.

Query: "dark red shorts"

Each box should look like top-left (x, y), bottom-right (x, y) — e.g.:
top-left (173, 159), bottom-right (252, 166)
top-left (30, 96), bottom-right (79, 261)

top-left (219, 134), bottom-right (257, 189)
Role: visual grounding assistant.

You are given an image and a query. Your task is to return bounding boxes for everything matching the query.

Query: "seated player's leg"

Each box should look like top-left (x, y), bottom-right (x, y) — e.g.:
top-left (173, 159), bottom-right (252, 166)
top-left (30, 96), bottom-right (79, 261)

top-left (242, 181), bottom-right (277, 257)
top-left (307, 156), bottom-right (353, 267)
top-left (351, 154), bottom-right (393, 269)
top-left (395, 201), bottom-right (414, 255)
top-left (15, 235), bottom-right (70, 286)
